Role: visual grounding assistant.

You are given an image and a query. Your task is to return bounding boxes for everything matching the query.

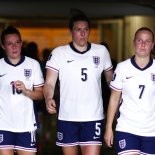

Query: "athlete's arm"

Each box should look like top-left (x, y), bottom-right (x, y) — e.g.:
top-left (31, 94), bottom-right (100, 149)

top-left (24, 86), bottom-right (43, 100)
top-left (104, 69), bottom-right (113, 85)
top-left (13, 80), bottom-right (43, 100)
top-left (43, 68), bottom-right (58, 114)
top-left (104, 89), bottom-right (121, 147)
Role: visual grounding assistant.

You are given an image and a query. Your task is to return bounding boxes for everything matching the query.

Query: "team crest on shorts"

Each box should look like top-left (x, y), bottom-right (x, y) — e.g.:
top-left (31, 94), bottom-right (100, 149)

top-left (93, 56), bottom-right (100, 67)
top-left (57, 132), bottom-right (63, 141)
top-left (24, 69), bottom-right (32, 79)
top-left (0, 134), bottom-right (3, 143)
top-left (119, 139), bottom-right (126, 149)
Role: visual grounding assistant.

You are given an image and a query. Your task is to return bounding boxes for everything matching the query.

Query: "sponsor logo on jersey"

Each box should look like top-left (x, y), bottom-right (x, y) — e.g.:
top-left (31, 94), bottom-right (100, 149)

top-left (119, 139), bottom-right (126, 149)
top-left (57, 132), bottom-right (63, 141)
top-left (93, 56), bottom-right (100, 66)
top-left (0, 73), bottom-right (6, 77)
top-left (67, 60), bottom-right (75, 63)
top-left (24, 69), bottom-right (32, 79)
top-left (126, 76), bottom-right (133, 79)
top-left (0, 134), bottom-right (3, 143)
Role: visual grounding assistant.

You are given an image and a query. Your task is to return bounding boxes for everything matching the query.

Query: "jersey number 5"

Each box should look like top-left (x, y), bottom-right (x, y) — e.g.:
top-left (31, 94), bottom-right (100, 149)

top-left (81, 68), bottom-right (87, 81)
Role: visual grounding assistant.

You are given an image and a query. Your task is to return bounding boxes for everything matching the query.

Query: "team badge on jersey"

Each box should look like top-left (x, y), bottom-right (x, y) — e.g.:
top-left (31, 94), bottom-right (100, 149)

top-left (119, 139), bottom-right (126, 149)
top-left (151, 73), bottom-right (155, 82)
top-left (93, 56), bottom-right (100, 67)
top-left (24, 69), bottom-right (32, 79)
top-left (0, 134), bottom-right (3, 143)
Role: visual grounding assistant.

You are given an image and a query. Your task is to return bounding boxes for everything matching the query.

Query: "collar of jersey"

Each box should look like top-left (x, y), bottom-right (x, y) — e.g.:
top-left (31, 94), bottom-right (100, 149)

top-left (69, 42), bottom-right (91, 54)
top-left (130, 55), bottom-right (153, 71)
top-left (4, 55), bottom-right (25, 67)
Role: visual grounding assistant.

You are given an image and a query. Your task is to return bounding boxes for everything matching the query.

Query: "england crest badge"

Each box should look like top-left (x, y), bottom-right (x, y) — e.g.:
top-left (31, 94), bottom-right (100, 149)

top-left (93, 56), bottom-right (100, 67)
top-left (119, 139), bottom-right (126, 149)
top-left (24, 69), bottom-right (32, 80)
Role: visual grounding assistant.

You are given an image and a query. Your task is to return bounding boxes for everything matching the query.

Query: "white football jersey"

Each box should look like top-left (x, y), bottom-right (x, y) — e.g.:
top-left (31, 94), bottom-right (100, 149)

top-left (110, 56), bottom-right (155, 136)
top-left (0, 56), bottom-right (44, 132)
top-left (46, 43), bottom-right (112, 121)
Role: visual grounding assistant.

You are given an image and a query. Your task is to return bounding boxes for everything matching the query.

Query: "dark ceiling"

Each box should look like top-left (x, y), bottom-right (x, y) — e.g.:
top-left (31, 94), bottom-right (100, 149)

top-left (0, 0), bottom-right (154, 20)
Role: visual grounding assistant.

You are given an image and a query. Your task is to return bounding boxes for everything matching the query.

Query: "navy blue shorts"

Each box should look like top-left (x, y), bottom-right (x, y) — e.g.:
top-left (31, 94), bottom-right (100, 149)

top-left (56, 120), bottom-right (104, 147)
top-left (0, 130), bottom-right (37, 152)
top-left (115, 131), bottom-right (155, 155)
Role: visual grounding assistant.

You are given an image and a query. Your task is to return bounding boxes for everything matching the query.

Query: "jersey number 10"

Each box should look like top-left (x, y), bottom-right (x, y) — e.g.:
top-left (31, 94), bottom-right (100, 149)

top-left (11, 81), bottom-right (22, 95)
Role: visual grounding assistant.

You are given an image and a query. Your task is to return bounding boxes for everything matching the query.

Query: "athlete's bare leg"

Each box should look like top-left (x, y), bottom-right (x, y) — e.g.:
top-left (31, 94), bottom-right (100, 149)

top-left (16, 150), bottom-right (36, 155)
top-left (0, 149), bottom-right (14, 155)
top-left (81, 145), bottom-right (101, 155)
top-left (62, 146), bottom-right (79, 155)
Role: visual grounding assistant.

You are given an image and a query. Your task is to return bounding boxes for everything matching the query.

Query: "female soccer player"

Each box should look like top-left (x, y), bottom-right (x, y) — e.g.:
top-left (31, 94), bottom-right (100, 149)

top-left (44, 12), bottom-right (113, 155)
top-left (104, 27), bottom-right (155, 155)
top-left (0, 26), bottom-right (44, 155)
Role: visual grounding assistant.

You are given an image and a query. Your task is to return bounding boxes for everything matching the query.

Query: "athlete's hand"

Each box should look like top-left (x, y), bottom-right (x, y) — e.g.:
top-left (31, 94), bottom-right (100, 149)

top-left (104, 127), bottom-right (114, 148)
top-left (46, 98), bottom-right (57, 114)
top-left (12, 80), bottom-right (26, 93)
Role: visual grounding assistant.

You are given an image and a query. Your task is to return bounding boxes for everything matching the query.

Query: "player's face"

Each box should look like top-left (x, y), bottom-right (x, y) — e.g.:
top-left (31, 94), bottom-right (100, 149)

top-left (134, 30), bottom-right (154, 58)
top-left (2, 33), bottom-right (22, 60)
top-left (71, 21), bottom-right (90, 48)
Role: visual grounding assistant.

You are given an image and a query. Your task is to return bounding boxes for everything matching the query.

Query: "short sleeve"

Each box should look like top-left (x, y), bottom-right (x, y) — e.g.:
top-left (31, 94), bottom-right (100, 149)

top-left (110, 63), bottom-right (123, 91)
top-left (103, 47), bottom-right (113, 71)
top-left (33, 61), bottom-right (44, 87)
top-left (46, 48), bottom-right (60, 72)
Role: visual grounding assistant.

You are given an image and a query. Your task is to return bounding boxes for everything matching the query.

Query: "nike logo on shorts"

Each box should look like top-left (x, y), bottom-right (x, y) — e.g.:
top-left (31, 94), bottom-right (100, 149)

top-left (93, 136), bottom-right (100, 139)
top-left (30, 143), bottom-right (35, 146)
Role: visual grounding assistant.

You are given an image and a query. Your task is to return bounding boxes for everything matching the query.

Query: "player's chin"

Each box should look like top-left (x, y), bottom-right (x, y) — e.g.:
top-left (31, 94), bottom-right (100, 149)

top-left (79, 40), bottom-right (87, 46)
